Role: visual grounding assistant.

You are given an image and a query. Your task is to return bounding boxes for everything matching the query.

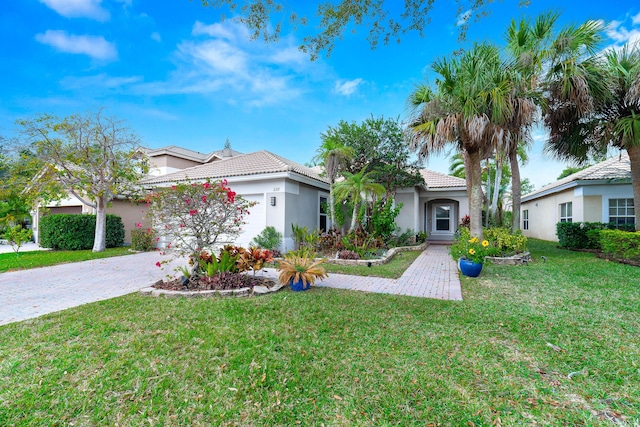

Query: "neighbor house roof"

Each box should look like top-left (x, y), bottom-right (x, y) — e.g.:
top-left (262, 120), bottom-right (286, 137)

top-left (141, 150), bottom-right (329, 185)
top-left (420, 169), bottom-right (466, 189)
top-left (522, 152), bottom-right (631, 202)
top-left (144, 145), bottom-right (243, 163)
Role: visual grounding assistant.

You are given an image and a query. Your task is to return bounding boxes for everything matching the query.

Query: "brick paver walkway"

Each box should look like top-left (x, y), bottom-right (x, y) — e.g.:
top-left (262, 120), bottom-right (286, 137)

top-left (0, 245), bottom-right (461, 326)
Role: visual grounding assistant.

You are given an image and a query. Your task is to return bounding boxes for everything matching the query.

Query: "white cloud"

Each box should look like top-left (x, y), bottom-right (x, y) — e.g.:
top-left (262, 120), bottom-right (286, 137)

top-left (61, 73), bottom-right (142, 89)
top-left (151, 32), bottom-right (162, 42)
top-left (39, 0), bottom-right (109, 21)
top-left (601, 17), bottom-right (640, 55)
top-left (633, 12), bottom-right (640, 26)
top-left (334, 78), bottom-right (363, 96)
top-left (36, 30), bottom-right (117, 61)
top-left (134, 20), bottom-right (309, 106)
top-left (456, 9), bottom-right (472, 27)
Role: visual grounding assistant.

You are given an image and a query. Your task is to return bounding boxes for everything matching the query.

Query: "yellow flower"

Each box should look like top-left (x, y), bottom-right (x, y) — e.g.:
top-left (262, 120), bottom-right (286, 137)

top-left (469, 248), bottom-right (476, 255)
top-left (482, 240), bottom-right (489, 247)
top-left (468, 237), bottom-right (478, 244)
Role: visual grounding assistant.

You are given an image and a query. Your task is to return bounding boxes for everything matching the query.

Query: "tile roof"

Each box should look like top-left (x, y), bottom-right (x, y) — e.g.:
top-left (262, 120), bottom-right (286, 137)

top-left (141, 150), bottom-right (329, 185)
top-left (420, 169), bottom-right (466, 189)
top-left (523, 152), bottom-right (631, 200)
top-left (144, 145), bottom-right (243, 163)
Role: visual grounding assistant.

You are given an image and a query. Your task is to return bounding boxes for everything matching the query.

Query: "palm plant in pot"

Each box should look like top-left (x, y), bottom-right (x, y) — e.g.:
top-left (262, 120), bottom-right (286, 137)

top-left (277, 250), bottom-right (328, 291)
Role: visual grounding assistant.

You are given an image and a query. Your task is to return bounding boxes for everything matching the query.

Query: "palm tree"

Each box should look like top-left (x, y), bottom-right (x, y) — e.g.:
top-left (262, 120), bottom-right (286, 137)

top-left (313, 134), bottom-right (354, 230)
top-left (502, 12), bottom-right (558, 231)
top-left (545, 36), bottom-right (640, 219)
top-left (333, 169), bottom-right (385, 233)
top-left (407, 43), bottom-right (513, 238)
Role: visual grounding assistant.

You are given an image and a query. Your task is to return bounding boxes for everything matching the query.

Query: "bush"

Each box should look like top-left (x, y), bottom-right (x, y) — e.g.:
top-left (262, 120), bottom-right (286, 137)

top-left (483, 227), bottom-right (527, 255)
top-left (39, 214), bottom-right (124, 250)
top-left (556, 222), bottom-right (629, 250)
top-left (600, 230), bottom-right (640, 260)
top-left (251, 226), bottom-right (282, 250)
top-left (368, 199), bottom-right (402, 243)
top-left (130, 227), bottom-right (155, 251)
top-left (337, 250), bottom-right (360, 260)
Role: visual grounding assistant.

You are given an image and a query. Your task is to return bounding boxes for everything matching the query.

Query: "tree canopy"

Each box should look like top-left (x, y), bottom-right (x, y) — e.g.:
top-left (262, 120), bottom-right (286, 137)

top-left (18, 110), bottom-right (148, 252)
top-left (199, 0), bottom-right (530, 59)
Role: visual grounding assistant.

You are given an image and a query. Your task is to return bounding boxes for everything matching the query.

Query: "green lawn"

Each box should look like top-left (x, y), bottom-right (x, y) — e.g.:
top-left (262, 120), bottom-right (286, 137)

top-left (0, 239), bottom-right (638, 426)
top-left (0, 247), bottom-right (132, 272)
top-left (323, 250), bottom-right (422, 278)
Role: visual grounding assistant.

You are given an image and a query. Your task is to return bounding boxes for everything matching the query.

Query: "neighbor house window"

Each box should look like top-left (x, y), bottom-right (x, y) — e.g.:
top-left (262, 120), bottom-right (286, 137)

top-left (559, 202), bottom-right (572, 223)
top-left (523, 209), bottom-right (529, 230)
top-left (319, 196), bottom-right (328, 232)
top-left (609, 198), bottom-right (635, 228)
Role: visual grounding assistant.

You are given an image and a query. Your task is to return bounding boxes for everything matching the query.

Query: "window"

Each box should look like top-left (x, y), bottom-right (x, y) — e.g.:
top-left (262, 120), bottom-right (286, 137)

top-left (609, 198), bottom-right (635, 228)
top-left (559, 202), bottom-right (572, 223)
top-left (523, 209), bottom-right (529, 230)
top-left (319, 196), bottom-right (328, 232)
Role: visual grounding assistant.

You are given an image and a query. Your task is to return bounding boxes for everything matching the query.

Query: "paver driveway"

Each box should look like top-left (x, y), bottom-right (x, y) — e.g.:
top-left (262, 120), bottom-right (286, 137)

top-left (0, 245), bottom-right (461, 326)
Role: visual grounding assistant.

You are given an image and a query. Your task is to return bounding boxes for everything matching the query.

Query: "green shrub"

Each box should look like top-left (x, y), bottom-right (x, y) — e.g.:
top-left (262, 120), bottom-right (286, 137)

top-left (368, 199), bottom-right (402, 243)
top-left (556, 222), bottom-right (628, 250)
top-left (251, 226), bottom-right (283, 250)
top-left (483, 227), bottom-right (528, 255)
top-left (130, 227), bottom-right (155, 251)
top-left (600, 229), bottom-right (640, 260)
top-left (39, 214), bottom-right (124, 250)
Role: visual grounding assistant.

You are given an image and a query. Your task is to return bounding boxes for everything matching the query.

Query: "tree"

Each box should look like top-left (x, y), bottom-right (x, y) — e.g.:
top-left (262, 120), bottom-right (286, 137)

top-left (543, 23), bottom-right (640, 215)
top-left (408, 43), bottom-right (513, 238)
top-left (18, 110), bottom-right (147, 252)
top-left (312, 132), bottom-right (354, 229)
top-left (199, 0), bottom-right (529, 60)
top-left (557, 165), bottom-right (589, 180)
top-left (321, 116), bottom-right (424, 196)
top-left (333, 169), bottom-right (385, 233)
top-left (144, 179), bottom-right (255, 272)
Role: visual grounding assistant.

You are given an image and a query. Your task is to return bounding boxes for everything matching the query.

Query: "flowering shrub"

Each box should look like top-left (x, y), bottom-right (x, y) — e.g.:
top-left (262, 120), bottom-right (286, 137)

top-left (130, 223), bottom-right (155, 251)
top-left (145, 179), bottom-right (255, 273)
top-left (450, 227), bottom-right (498, 264)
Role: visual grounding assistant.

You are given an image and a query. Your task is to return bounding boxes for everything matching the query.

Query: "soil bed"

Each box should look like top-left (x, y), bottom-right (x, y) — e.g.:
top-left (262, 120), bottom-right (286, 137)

top-left (153, 272), bottom-right (276, 291)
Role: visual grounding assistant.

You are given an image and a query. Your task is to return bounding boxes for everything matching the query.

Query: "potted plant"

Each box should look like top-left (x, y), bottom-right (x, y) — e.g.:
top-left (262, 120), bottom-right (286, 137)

top-left (277, 251), bottom-right (328, 291)
top-left (450, 228), bottom-right (495, 277)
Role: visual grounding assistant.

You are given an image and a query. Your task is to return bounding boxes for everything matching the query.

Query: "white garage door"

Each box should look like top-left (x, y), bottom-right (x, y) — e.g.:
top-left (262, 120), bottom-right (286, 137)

top-left (235, 194), bottom-right (265, 247)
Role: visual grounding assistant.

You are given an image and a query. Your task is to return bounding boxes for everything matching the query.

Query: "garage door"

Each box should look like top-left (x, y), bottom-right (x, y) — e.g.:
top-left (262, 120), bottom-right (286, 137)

top-left (235, 194), bottom-right (265, 247)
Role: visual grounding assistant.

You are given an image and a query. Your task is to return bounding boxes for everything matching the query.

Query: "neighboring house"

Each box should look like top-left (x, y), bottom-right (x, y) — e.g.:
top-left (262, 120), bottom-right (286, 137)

top-left (520, 153), bottom-right (635, 242)
top-left (33, 143), bottom-right (471, 248)
top-left (395, 170), bottom-right (469, 242)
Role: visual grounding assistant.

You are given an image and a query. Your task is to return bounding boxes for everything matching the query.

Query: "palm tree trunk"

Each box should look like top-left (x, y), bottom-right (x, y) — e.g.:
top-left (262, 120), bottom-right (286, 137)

top-left (627, 145), bottom-right (640, 231)
top-left (349, 201), bottom-right (358, 233)
top-left (485, 159), bottom-right (491, 228)
top-left (509, 148), bottom-right (522, 232)
top-left (491, 157), bottom-right (503, 225)
top-left (329, 183), bottom-right (336, 230)
top-left (467, 149), bottom-right (484, 239)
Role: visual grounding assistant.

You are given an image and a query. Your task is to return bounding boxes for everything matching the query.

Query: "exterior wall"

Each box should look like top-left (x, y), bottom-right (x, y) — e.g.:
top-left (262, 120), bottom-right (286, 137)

top-left (521, 188), bottom-right (576, 241)
top-left (282, 182), bottom-right (328, 252)
top-left (107, 200), bottom-right (148, 244)
top-left (394, 189), bottom-right (419, 232)
top-left (420, 189), bottom-right (468, 241)
top-left (148, 155), bottom-right (203, 176)
top-left (521, 183), bottom-right (635, 242)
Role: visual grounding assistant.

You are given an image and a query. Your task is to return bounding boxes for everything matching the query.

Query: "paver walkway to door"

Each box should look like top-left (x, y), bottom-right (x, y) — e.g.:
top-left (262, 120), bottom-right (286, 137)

top-left (0, 245), bottom-right (461, 326)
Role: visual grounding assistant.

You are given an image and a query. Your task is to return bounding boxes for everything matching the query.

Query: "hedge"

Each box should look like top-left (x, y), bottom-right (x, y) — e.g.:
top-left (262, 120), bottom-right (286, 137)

top-left (556, 222), bottom-right (635, 250)
top-left (600, 229), bottom-right (640, 261)
top-left (39, 214), bottom-right (125, 250)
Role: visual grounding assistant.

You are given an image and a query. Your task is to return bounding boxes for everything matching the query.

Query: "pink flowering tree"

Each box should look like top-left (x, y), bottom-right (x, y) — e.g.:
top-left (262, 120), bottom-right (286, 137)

top-left (145, 179), bottom-right (255, 271)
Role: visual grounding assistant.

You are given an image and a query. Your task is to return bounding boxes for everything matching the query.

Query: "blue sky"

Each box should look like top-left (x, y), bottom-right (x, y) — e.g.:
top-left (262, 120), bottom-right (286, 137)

top-left (1, 0), bottom-right (640, 189)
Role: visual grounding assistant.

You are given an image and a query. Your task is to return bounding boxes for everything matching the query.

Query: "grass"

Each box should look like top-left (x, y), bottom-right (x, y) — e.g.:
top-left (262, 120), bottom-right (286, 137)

top-left (0, 239), bottom-right (639, 426)
top-left (322, 250), bottom-right (422, 278)
top-left (0, 247), bottom-right (132, 272)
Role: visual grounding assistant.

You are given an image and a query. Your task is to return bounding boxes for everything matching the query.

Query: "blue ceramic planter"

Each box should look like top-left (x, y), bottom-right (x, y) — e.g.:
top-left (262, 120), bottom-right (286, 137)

top-left (458, 258), bottom-right (483, 277)
top-left (290, 279), bottom-right (310, 291)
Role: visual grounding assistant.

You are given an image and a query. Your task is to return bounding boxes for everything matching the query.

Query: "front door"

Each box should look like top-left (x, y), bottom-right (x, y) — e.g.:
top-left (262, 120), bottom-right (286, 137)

top-left (432, 203), bottom-right (454, 236)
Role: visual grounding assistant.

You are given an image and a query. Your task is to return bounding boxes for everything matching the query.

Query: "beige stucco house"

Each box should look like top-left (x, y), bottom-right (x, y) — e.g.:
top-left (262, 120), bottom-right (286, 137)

top-left (33, 144), bottom-right (470, 249)
top-left (520, 153), bottom-right (635, 242)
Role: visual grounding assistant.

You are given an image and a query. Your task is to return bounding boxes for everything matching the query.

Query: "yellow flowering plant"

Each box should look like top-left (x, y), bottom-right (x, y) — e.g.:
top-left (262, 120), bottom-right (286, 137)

top-left (450, 227), bottom-right (498, 264)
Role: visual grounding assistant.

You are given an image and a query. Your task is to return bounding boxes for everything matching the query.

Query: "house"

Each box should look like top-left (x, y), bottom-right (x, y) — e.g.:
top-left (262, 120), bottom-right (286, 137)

top-left (32, 143), bottom-right (471, 249)
top-left (520, 152), bottom-right (635, 242)
top-left (395, 170), bottom-right (469, 242)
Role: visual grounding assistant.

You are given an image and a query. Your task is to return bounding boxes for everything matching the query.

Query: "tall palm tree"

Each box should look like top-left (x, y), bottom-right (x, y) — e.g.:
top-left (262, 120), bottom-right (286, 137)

top-left (545, 36), bottom-right (640, 219)
top-left (333, 169), bottom-right (385, 233)
top-left (503, 12), bottom-right (558, 231)
top-left (407, 43), bottom-right (513, 238)
top-left (313, 134), bottom-right (354, 230)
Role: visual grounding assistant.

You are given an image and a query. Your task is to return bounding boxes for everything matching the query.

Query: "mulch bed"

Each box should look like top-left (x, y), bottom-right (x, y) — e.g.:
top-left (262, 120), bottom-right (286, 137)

top-left (594, 251), bottom-right (640, 267)
top-left (153, 272), bottom-right (276, 291)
